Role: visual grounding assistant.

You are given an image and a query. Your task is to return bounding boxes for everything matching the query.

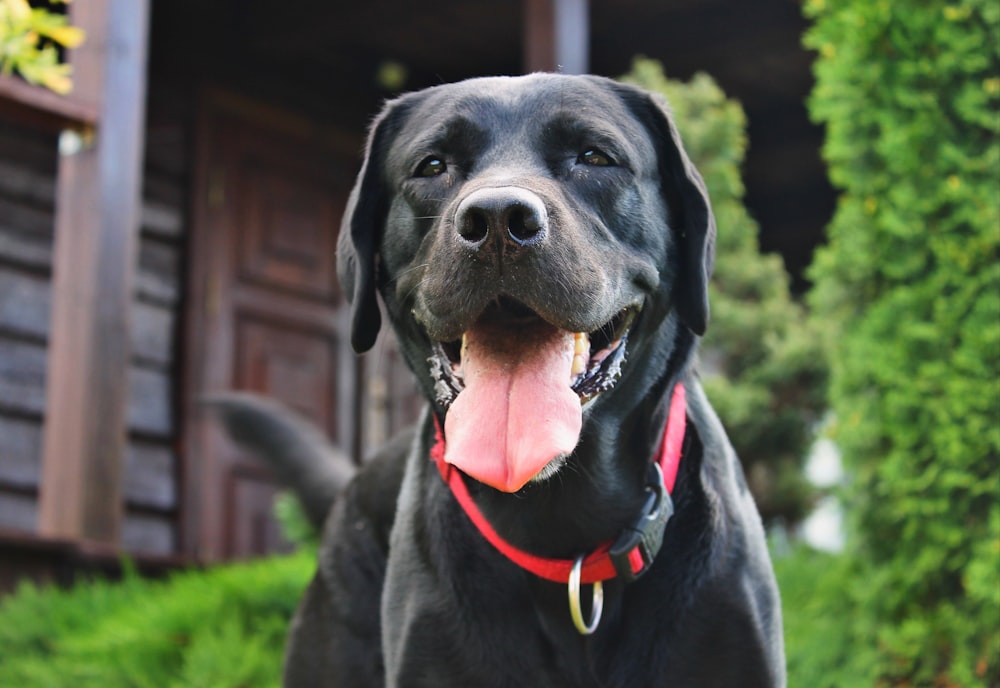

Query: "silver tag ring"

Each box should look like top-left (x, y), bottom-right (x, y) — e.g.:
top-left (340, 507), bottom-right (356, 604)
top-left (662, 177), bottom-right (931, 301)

top-left (568, 555), bottom-right (604, 635)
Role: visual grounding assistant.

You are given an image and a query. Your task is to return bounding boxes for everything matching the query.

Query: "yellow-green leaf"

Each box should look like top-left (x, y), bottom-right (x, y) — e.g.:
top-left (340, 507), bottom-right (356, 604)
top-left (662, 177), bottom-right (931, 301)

top-left (36, 23), bottom-right (84, 48)
top-left (4, 0), bottom-right (31, 22)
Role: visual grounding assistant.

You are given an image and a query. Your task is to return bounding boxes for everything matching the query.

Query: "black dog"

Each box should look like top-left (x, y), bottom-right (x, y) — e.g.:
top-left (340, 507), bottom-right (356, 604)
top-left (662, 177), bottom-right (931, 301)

top-left (213, 73), bottom-right (785, 687)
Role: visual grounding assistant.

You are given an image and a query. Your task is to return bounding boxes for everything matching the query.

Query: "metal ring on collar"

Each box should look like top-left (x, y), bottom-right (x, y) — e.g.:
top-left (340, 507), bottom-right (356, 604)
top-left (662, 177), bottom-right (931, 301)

top-left (568, 555), bottom-right (604, 635)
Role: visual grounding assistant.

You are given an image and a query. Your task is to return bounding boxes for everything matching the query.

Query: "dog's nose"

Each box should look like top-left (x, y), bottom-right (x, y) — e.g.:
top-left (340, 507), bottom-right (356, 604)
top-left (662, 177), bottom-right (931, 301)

top-left (455, 188), bottom-right (548, 250)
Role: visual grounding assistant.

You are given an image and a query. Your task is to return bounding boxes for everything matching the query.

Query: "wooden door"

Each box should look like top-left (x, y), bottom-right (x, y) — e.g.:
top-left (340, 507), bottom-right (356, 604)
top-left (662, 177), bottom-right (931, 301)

top-left (182, 93), bottom-right (361, 562)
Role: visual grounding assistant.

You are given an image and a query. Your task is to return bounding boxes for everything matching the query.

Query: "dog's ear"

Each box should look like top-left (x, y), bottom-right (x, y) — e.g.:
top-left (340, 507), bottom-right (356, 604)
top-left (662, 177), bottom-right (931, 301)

top-left (615, 83), bottom-right (717, 336)
top-left (337, 100), bottom-right (410, 353)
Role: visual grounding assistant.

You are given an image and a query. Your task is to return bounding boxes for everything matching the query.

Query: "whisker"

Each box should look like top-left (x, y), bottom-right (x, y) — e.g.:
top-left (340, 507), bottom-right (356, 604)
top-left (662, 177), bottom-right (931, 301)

top-left (386, 262), bottom-right (430, 286)
top-left (399, 278), bottom-right (426, 306)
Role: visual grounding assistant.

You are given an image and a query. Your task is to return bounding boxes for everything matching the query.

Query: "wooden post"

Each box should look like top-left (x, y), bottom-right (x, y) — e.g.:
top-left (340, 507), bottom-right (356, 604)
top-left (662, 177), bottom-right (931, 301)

top-left (38, 0), bottom-right (151, 546)
top-left (523, 0), bottom-right (590, 74)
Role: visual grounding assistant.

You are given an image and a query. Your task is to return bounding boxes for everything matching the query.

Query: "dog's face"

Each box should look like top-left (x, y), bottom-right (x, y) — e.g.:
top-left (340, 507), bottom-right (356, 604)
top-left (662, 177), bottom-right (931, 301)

top-left (339, 74), bottom-right (714, 493)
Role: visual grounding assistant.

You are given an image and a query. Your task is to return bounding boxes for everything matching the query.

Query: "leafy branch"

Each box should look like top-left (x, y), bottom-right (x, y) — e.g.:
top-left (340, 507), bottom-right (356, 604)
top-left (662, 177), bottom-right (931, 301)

top-left (0, 0), bottom-right (84, 94)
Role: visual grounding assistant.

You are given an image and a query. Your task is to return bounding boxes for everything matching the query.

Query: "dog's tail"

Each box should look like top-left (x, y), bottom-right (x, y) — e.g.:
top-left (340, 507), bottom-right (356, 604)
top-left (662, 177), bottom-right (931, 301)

top-left (203, 393), bottom-right (356, 529)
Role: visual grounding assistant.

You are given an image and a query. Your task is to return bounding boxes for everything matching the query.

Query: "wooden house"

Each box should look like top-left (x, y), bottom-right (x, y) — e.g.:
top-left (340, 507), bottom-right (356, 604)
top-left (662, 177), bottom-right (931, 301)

top-left (0, 0), bottom-right (831, 589)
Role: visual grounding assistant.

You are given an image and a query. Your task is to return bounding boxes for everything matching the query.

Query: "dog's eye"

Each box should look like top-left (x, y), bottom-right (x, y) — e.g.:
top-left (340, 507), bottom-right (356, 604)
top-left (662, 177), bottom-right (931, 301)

top-left (415, 156), bottom-right (447, 177)
top-left (578, 149), bottom-right (615, 167)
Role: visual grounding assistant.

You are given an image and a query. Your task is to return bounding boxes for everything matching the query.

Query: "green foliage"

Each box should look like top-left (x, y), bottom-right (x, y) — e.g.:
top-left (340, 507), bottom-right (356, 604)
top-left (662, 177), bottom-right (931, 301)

top-left (804, 0), bottom-right (1000, 684)
top-left (0, 553), bottom-right (313, 687)
top-left (621, 58), bottom-right (828, 525)
top-left (274, 490), bottom-right (320, 551)
top-left (774, 546), bottom-right (878, 687)
top-left (0, 0), bottom-right (83, 94)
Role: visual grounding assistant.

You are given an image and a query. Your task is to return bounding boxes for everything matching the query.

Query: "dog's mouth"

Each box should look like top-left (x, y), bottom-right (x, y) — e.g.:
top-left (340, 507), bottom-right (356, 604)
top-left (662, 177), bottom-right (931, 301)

top-left (427, 297), bottom-right (635, 493)
top-left (429, 299), bottom-right (634, 408)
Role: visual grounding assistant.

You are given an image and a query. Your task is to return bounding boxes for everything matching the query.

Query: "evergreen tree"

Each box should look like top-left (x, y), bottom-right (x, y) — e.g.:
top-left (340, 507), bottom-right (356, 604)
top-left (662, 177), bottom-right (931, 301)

top-left (804, 0), bottom-right (1000, 683)
top-left (622, 59), bottom-right (828, 525)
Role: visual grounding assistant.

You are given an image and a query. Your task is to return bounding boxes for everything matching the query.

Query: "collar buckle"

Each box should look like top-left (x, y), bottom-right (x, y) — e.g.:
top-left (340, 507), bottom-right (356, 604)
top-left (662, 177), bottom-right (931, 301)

top-left (608, 463), bottom-right (674, 583)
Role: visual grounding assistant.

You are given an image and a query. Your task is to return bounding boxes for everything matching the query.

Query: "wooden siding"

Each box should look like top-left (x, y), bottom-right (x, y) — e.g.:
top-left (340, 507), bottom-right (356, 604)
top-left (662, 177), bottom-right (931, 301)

top-left (0, 81), bottom-right (421, 560)
top-left (0, 121), bottom-right (57, 535)
top-left (0, 82), bottom-right (188, 556)
top-left (121, 85), bottom-right (192, 555)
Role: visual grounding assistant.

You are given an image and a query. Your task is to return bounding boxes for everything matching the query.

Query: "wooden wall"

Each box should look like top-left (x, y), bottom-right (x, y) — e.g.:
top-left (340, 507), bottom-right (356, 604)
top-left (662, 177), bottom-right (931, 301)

top-left (0, 79), bottom-right (423, 565)
top-left (0, 120), bottom-right (56, 534)
top-left (0, 84), bottom-right (191, 556)
top-left (121, 85), bottom-right (192, 556)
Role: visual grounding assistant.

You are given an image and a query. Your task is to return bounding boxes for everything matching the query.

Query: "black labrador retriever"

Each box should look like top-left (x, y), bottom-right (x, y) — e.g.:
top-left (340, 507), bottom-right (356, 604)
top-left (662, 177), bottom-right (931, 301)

top-left (212, 73), bottom-right (785, 688)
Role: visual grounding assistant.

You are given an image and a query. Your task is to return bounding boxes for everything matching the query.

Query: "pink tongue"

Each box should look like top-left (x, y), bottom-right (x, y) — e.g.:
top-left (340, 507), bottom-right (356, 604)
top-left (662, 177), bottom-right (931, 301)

top-left (443, 322), bottom-right (582, 492)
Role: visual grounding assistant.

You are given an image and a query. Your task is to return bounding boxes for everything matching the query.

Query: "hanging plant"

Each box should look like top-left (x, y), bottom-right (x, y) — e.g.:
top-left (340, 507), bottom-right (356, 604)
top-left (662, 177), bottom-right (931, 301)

top-left (0, 0), bottom-right (85, 94)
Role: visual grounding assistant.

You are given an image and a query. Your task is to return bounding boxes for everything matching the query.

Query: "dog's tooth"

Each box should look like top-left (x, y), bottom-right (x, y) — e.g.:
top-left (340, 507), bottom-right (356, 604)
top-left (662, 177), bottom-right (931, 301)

top-left (571, 332), bottom-right (588, 376)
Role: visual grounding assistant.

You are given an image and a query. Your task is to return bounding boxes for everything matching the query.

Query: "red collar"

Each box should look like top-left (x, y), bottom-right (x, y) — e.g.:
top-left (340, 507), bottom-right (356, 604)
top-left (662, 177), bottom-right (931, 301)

top-left (431, 383), bottom-right (687, 585)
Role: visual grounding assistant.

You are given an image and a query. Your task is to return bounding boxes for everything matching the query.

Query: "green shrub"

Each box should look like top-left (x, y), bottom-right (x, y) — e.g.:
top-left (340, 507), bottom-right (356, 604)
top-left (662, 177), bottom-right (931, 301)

top-left (274, 491), bottom-right (320, 552)
top-left (804, 0), bottom-right (1000, 684)
top-left (774, 546), bottom-right (877, 687)
top-left (0, 553), bottom-right (312, 687)
top-left (621, 59), bottom-right (828, 525)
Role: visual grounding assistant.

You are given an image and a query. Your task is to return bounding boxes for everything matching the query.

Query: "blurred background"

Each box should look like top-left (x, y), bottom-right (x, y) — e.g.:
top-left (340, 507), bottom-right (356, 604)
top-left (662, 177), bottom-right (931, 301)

top-left (0, 0), bottom-right (996, 686)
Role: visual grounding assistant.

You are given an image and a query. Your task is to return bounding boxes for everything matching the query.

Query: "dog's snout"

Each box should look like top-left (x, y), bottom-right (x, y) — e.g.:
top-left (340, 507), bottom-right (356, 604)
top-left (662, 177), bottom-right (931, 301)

top-left (455, 188), bottom-right (548, 250)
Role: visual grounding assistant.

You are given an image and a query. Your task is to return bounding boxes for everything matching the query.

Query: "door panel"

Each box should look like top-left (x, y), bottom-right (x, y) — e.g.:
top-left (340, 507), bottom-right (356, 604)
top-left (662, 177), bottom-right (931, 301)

top-left (183, 93), bottom-right (360, 562)
top-left (234, 316), bottom-right (335, 425)
top-left (227, 467), bottom-right (291, 558)
top-left (235, 155), bottom-right (340, 300)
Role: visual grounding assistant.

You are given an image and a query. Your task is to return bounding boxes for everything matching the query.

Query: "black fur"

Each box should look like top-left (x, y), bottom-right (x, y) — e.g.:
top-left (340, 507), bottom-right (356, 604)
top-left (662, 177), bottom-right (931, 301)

top-left (218, 74), bottom-right (784, 687)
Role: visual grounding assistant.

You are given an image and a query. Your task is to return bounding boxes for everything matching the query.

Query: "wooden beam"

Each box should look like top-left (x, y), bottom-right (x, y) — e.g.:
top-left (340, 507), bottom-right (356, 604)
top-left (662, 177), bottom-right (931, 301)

top-left (38, 0), bottom-right (151, 546)
top-left (0, 75), bottom-right (99, 131)
top-left (524, 0), bottom-right (589, 74)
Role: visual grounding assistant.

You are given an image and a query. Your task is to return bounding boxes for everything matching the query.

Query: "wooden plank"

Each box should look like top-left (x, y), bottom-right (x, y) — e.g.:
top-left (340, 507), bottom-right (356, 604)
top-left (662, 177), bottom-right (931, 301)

top-left (0, 206), bottom-right (55, 271)
top-left (0, 415), bottom-right (42, 490)
top-left (132, 300), bottom-right (174, 368)
top-left (0, 195), bottom-right (55, 236)
top-left (0, 75), bottom-right (99, 132)
top-left (136, 239), bottom-right (180, 306)
top-left (124, 440), bottom-right (177, 510)
top-left (0, 268), bottom-right (51, 340)
top-left (231, 284), bottom-right (345, 335)
top-left (0, 339), bottom-right (172, 446)
top-left (0, 123), bottom-right (58, 176)
top-left (128, 366), bottom-right (173, 438)
top-left (121, 511), bottom-right (175, 556)
top-left (141, 199), bottom-right (185, 240)
top-left (61, 1), bottom-right (104, 108)
top-left (145, 122), bottom-right (189, 179)
top-left (523, 0), bottom-right (589, 74)
top-left (0, 529), bottom-right (187, 594)
top-left (38, 0), bottom-right (152, 546)
top-left (0, 339), bottom-right (46, 416)
top-left (226, 473), bottom-right (292, 559)
top-left (0, 378), bottom-right (177, 502)
top-left (0, 491), bottom-right (37, 535)
top-left (524, 0), bottom-right (556, 72)
top-left (143, 172), bottom-right (186, 210)
top-left (0, 158), bottom-right (57, 208)
top-left (145, 88), bottom-right (192, 180)
top-left (0, 180), bottom-right (56, 272)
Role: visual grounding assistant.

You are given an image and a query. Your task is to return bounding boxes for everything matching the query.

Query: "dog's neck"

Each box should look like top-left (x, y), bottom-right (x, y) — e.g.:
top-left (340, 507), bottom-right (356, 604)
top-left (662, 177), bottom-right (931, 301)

top-left (438, 365), bottom-right (695, 565)
top-left (431, 382), bottom-right (686, 586)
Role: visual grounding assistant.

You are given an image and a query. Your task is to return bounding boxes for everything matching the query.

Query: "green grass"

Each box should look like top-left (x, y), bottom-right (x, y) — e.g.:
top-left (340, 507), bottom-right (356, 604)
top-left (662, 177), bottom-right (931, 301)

top-left (0, 552), bottom-right (313, 688)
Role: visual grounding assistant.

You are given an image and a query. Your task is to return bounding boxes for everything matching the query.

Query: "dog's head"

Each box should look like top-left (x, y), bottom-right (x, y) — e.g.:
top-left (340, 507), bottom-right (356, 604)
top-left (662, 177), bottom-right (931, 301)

top-left (338, 74), bottom-right (715, 492)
